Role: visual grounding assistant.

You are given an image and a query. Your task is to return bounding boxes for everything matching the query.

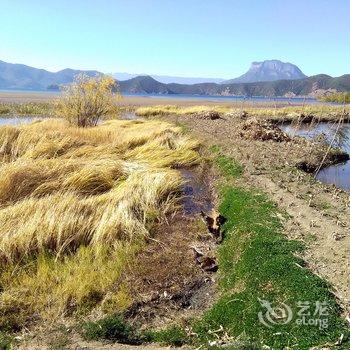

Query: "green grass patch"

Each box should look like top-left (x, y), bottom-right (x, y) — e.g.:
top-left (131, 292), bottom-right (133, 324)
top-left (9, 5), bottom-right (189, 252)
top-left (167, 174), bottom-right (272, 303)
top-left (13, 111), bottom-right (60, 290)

top-left (82, 315), bottom-right (143, 345)
top-left (175, 121), bottom-right (190, 133)
top-left (147, 325), bottom-right (188, 347)
top-left (210, 145), bottom-right (221, 153)
top-left (211, 145), bottom-right (243, 178)
top-left (0, 333), bottom-right (13, 350)
top-left (81, 317), bottom-right (188, 347)
top-left (193, 185), bottom-right (347, 349)
top-left (215, 155), bottom-right (243, 178)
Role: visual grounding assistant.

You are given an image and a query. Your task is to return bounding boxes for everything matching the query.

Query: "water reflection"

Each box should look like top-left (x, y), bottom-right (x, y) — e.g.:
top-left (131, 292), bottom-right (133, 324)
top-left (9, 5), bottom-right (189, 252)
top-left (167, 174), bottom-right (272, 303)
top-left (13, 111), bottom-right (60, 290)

top-left (281, 122), bottom-right (350, 191)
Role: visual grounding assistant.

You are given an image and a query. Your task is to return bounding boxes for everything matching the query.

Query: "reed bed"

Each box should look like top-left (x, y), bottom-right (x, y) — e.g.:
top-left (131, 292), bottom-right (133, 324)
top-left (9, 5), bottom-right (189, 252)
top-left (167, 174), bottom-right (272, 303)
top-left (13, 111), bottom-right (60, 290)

top-left (0, 118), bottom-right (199, 327)
top-left (0, 102), bottom-right (53, 115)
top-left (135, 104), bottom-right (350, 122)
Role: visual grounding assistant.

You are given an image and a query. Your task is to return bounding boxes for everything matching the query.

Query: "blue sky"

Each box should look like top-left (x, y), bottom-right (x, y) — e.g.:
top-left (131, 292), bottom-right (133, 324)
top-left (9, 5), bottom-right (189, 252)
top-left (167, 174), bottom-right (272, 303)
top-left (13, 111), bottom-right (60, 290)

top-left (0, 0), bottom-right (349, 78)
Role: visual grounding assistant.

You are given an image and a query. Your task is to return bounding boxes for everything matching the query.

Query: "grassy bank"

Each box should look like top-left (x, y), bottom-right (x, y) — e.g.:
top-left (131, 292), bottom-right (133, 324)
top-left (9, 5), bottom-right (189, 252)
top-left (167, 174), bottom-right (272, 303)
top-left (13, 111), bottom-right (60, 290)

top-left (135, 104), bottom-right (350, 122)
top-left (191, 150), bottom-right (347, 349)
top-left (0, 118), bottom-right (200, 330)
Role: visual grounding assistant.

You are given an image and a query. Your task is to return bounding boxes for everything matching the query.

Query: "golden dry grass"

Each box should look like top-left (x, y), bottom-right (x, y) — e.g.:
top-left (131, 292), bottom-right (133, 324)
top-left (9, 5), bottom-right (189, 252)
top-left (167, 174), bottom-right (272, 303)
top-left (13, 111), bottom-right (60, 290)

top-left (135, 104), bottom-right (350, 121)
top-left (135, 105), bottom-right (231, 116)
top-left (0, 118), bottom-right (200, 327)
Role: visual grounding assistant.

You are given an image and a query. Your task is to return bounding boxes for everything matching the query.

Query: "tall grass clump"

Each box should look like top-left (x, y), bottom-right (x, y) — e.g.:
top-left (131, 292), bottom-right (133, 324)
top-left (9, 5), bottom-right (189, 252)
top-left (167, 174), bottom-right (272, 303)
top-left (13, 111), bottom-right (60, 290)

top-left (56, 74), bottom-right (120, 127)
top-left (320, 92), bottom-right (350, 104)
top-left (135, 105), bottom-right (231, 117)
top-left (0, 117), bottom-right (200, 328)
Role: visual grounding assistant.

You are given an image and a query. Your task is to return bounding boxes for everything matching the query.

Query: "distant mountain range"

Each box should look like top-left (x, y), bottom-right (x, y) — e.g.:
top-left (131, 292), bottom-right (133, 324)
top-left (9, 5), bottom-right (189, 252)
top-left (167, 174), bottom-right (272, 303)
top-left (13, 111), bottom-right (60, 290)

top-left (1, 59), bottom-right (350, 97)
top-left (113, 60), bottom-right (305, 85)
top-left (112, 72), bottom-right (224, 85)
top-left (118, 74), bottom-right (350, 97)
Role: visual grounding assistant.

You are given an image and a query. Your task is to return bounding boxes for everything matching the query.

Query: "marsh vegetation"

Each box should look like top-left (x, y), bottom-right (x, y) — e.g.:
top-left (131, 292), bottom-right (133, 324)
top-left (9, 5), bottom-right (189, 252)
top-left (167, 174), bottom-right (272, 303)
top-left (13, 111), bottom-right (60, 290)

top-left (0, 116), bottom-right (200, 330)
top-left (320, 92), bottom-right (350, 104)
top-left (0, 102), bottom-right (53, 116)
top-left (135, 104), bottom-right (350, 122)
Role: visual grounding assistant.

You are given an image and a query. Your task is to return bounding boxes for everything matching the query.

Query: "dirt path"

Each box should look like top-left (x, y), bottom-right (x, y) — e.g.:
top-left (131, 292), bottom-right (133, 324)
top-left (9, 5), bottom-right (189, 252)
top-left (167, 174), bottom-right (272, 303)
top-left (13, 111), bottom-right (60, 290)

top-left (70, 341), bottom-right (191, 350)
top-left (164, 114), bottom-right (350, 314)
top-left (17, 334), bottom-right (192, 350)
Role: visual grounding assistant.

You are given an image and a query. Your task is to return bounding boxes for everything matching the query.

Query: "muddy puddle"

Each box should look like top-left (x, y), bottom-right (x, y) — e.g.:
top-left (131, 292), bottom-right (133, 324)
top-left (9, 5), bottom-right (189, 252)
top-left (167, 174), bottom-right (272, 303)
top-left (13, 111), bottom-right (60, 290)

top-left (181, 169), bottom-right (214, 215)
top-left (282, 122), bottom-right (350, 191)
top-left (0, 113), bottom-right (140, 126)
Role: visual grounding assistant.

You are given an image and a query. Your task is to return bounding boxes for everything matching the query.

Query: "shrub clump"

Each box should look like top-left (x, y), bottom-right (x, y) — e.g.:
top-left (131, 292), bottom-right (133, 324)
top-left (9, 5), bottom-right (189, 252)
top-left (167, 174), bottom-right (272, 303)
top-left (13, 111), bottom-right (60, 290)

top-left (56, 74), bottom-right (120, 127)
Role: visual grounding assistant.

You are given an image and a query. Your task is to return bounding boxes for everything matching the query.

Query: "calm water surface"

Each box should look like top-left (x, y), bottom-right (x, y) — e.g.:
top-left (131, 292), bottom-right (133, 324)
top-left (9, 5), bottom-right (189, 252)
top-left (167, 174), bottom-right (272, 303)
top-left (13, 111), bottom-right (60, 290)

top-left (0, 116), bottom-right (40, 126)
top-left (282, 122), bottom-right (350, 191)
top-left (125, 93), bottom-right (323, 104)
top-left (1, 89), bottom-right (327, 105)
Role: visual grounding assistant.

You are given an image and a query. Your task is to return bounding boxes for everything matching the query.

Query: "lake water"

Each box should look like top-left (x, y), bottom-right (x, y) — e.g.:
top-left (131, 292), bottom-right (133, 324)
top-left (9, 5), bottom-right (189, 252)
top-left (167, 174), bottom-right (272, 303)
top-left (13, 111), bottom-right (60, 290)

top-left (282, 122), bottom-right (350, 191)
top-left (0, 89), bottom-right (327, 105)
top-left (125, 93), bottom-right (323, 104)
top-left (0, 116), bottom-right (40, 126)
